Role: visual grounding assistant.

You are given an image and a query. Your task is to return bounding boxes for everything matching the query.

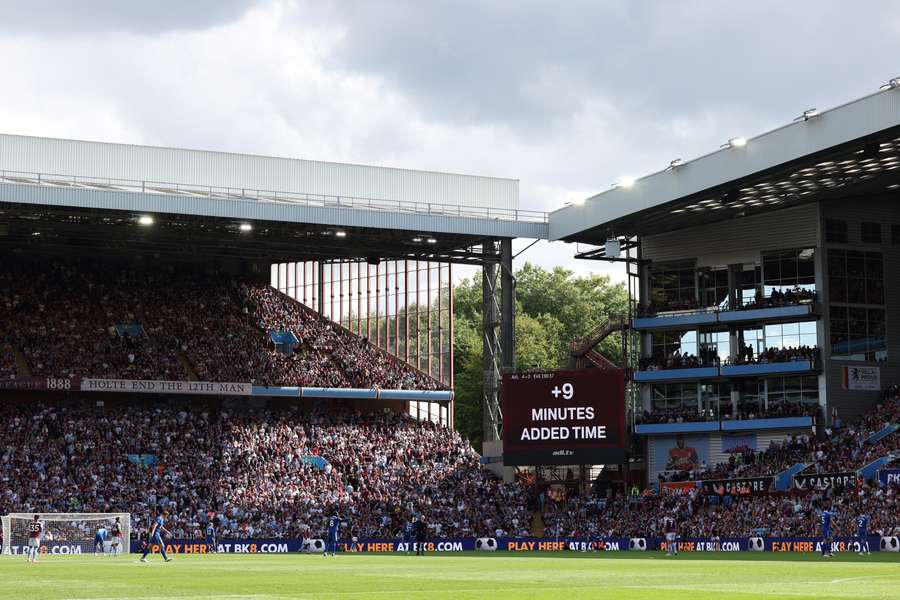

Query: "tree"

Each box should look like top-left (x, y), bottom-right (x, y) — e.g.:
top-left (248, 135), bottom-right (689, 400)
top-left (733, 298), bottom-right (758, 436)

top-left (452, 262), bottom-right (628, 450)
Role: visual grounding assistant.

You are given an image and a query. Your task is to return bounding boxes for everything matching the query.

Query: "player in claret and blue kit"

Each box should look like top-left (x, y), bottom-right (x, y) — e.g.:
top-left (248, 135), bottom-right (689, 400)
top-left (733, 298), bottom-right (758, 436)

top-left (141, 510), bottom-right (172, 563)
top-left (856, 514), bottom-right (870, 555)
top-left (820, 508), bottom-right (834, 557)
top-left (325, 514), bottom-right (343, 557)
top-left (110, 517), bottom-right (123, 556)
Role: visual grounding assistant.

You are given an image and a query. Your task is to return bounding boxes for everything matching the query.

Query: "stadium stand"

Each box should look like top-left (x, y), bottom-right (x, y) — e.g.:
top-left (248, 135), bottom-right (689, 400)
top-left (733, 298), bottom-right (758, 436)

top-left (0, 259), bottom-right (896, 546)
top-left (0, 259), bottom-right (442, 390)
top-left (0, 398), bottom-right (527, 541)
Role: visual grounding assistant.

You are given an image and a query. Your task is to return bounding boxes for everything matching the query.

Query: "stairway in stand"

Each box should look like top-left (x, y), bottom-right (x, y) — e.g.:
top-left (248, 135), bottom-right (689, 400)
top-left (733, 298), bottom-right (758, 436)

top-left (13, 346), bottom-right (32, 377)
top-left (176, 350), bottom-right (199, 381)
top-left (530, 511), bottom-right (545, 537)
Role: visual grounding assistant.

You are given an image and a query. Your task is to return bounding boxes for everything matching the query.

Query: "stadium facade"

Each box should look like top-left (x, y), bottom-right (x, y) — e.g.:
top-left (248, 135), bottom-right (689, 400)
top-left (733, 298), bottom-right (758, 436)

top-left (551, 84), bottom-right (900, 485)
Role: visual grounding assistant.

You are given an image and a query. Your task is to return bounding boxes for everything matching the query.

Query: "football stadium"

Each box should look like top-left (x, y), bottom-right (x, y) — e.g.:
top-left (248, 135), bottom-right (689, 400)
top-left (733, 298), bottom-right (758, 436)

top-left (2, 77), bottom-right (900, 600)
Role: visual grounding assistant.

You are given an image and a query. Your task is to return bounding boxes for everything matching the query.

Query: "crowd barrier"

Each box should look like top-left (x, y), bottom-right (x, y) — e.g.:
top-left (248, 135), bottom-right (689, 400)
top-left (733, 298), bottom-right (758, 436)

top-left (116, 535), bottom-right (889, 555)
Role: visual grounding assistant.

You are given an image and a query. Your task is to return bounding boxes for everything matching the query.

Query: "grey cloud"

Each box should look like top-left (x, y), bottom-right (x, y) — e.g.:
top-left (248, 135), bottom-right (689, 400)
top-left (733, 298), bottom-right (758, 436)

top-left (300, 0), bottom-right (900, 131)
top-left (0, 0), bottom-right (262, 34)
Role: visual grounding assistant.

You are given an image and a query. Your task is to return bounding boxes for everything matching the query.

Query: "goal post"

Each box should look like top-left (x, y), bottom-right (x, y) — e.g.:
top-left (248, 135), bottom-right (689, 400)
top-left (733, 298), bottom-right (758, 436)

top-left (2, 513), bottom-right (131, 556)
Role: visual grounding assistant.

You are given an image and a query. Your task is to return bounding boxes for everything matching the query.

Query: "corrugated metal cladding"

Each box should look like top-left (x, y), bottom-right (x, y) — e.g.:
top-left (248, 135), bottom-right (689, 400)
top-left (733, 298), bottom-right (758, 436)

top-left (821, 194), bottom-right (899, 422)
top-left (641, 204), bottom-right (818, 266)
top-left (0, 134), bottom-right (519, 210)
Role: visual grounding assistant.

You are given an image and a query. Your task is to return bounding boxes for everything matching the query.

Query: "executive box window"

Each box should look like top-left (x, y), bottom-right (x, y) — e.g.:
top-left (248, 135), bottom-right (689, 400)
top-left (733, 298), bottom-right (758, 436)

top-left (648, 260), bottom-right (696, 312)
top-left (830, 306), bottom-right (887, 361)
top-left (700, 382), bottom-right (730, 417)
top-left (826, 219), bottom-right (848, 243)
top-left (738, 380), bottom-right (763, 416)
top-left (762, 249), bottom-right (816, 298)
top-left (861, 222), bottom-right (882, 244)
top-left (765, 376), bottom-right (819, 413)
top-left (698, 266), bottom-right (729, 310)
top-left (650, 330), bottom-right (698, 359)
top-left (699, 331), bottom-right (729, 364)
top-left (738, 264), bottom-right (761, 306)
top-left (828, 250), bottom-right (884, 305)
top-left (763, 322), bottom-right (818, 351)
top-left (651, 383), bottom-right (698, 413)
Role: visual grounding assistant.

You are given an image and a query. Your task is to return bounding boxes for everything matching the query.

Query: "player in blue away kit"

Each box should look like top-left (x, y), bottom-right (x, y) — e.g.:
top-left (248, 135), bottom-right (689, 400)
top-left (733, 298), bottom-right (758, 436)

top-left (402, 521), bottom-right (413, 554)
top-left (820, 509), bottom-right (834, 557)
top-left (94, 527), bottom-right (108, 556)
top-left (205, 522), bottom-right (217, 554)
top-left (856, 514), bottom-right (870, 555)
top-left (141, 510), bottom-right (172, 563)
top-left (325, 514), bottom-right (343, 557)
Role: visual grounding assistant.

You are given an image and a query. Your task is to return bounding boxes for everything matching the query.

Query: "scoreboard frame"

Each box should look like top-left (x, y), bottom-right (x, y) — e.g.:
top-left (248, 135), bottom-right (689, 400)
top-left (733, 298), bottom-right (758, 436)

top-left (501, 369), bottom-right (626, 466)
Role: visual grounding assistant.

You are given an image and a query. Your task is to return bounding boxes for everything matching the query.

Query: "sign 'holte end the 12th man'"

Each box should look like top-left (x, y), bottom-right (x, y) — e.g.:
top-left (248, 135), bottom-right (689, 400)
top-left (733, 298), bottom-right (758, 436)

top-left (502, 369), bottom-right (626, 466)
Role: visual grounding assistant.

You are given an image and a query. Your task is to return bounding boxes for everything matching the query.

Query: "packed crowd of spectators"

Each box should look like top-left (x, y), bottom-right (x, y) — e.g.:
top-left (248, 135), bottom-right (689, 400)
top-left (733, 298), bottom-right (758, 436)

top-left (729, 345), bottom-right (820, 366)
top-left (639, 351), bottom-right (708, 371)
top-left (0, 399), bottom-right (527, 542)
top-left (540, 476), bottom-right (899, 539)
top-left (738, 287), bottom-right (816, 311)
top-left (0, 260), bottom-right (442, 391)
top-left (0, 390), bottom-right (896, 545)
top-left (639, 286), bottom-right (816, 317)
top-left (637, 403), bottom-right (812, 426)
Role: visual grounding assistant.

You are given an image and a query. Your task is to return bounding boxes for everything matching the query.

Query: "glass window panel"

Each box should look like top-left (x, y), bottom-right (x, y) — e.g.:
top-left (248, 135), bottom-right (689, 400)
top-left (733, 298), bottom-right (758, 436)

top-left (782, 335), bottom-right (800, 348)
top-left (799, 321), bottom-right (817, 335)
top-left (799, 333), bottom-right (817, 347)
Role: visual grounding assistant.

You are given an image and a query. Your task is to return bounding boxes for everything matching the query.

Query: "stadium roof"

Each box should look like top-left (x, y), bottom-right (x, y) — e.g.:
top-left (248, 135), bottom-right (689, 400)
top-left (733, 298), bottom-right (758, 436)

top-left (0, 135), bottom-right (549, 264)
top-left (549, 82), bottom-right (900, 245)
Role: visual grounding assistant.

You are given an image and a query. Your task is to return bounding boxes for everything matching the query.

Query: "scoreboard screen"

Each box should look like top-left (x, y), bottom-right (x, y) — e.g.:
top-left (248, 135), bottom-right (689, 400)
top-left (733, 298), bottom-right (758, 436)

top-left (501, 369), bottom-right (625, 466)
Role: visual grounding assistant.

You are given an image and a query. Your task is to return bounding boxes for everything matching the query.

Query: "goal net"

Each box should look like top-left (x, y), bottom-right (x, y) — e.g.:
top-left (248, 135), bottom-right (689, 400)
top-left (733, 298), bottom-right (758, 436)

top-left (2, 513), bottom-right (131, 556)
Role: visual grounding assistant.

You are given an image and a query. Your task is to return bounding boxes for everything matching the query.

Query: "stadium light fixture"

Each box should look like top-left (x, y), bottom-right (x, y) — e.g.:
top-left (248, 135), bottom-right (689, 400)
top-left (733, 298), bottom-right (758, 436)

top-left (668, 158), bottom-right (683, 169)
top-left (137, 215), bottom-right (154, 226)
top-left (239, 223), bottom-right (252, 232)
top-left (426, 238), bottom-right (437, 244)
top-left (725, 137), bottom-right (747, 148)
top-left (617, 176), bottom-right (636, 188)
top-left (879, 77), bottom-right (900, 90)
top-left (794, 108), bottom-right (819, 121)
top-left (412, 237), bottom-right (423, 243)
top-left (573, 197), bottom-right (585, 206)
top-left (335, 231), bottom-right (347, 238)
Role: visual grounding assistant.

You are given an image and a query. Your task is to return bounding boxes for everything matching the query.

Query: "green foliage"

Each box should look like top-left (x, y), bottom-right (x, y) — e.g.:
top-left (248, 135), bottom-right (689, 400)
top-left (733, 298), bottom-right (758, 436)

top-left (452, 262), bottom-right (628, 449)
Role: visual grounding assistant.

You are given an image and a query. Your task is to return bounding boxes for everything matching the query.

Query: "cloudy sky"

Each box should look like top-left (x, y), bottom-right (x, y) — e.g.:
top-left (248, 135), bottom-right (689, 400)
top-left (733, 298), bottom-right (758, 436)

top-left (2, 1), bottom-right (899, 282)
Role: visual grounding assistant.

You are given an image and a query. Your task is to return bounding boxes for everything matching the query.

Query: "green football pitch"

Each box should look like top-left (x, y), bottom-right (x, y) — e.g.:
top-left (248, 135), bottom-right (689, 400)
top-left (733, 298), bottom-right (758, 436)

top-left (1, 552), bottom-right (899, 600)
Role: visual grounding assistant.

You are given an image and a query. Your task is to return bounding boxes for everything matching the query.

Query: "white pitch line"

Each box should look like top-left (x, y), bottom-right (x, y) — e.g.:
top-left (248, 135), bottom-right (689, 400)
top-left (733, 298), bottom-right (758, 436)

top-left (829, 574), bottom-right (900, 584)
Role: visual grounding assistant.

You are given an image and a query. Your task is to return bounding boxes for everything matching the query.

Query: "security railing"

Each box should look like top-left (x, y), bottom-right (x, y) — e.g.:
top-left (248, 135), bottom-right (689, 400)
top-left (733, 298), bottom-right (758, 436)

top-left (0, 169), bottom-right (548, 224)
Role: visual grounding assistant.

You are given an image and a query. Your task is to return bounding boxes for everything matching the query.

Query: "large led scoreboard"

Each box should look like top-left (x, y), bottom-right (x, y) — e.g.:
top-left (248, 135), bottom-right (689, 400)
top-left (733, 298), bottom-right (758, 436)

top-left (501, 369), bottom-right (625, 465)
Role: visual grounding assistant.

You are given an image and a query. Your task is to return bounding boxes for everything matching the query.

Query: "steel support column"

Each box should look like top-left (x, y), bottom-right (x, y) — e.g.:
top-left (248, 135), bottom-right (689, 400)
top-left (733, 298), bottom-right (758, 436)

top-left (500, 238), bottom-right (516, 375)
top-left (317, 261), bottom-right (325, 315)
top-left (482, 240), bottom-right (502, 442)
